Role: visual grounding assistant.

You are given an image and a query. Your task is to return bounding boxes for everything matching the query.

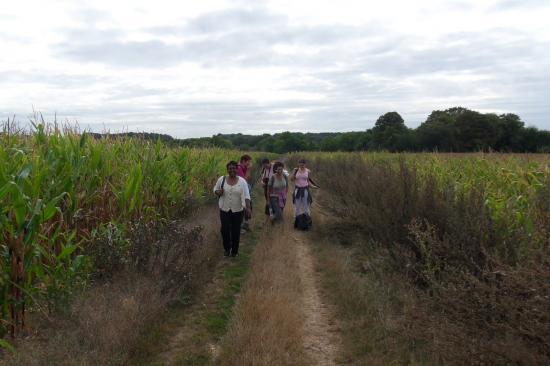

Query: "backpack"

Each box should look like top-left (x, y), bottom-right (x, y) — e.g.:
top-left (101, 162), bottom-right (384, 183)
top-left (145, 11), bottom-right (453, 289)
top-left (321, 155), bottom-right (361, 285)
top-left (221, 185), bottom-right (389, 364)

top-left (294, 213), bottom-right (312, 231)
top-left (269, 174), bottom-right (288, 187)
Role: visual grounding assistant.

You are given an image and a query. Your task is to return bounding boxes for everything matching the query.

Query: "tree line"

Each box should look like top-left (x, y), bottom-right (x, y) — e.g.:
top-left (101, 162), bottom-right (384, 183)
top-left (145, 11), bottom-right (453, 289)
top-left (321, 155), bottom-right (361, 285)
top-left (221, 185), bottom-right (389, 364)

top-left (97, 107), bottom-right (550, 153)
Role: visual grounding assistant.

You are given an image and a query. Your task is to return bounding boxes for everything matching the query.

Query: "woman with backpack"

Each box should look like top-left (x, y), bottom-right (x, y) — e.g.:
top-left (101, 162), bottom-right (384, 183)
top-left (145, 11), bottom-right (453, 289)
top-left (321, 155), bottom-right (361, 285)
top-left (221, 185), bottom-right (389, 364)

top-left (267, 161), bottom-right (288, 223)
top-left (291, 159), bottom-right (319, 230)
top-left (213, 161), bottom-right (251, 257)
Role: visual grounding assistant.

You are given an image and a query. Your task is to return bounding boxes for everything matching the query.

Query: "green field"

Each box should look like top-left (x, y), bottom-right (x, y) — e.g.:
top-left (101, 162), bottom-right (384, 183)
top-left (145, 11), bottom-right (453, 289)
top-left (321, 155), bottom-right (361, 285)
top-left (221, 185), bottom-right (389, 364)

top-left (1, 125), bottom-right (549, 364)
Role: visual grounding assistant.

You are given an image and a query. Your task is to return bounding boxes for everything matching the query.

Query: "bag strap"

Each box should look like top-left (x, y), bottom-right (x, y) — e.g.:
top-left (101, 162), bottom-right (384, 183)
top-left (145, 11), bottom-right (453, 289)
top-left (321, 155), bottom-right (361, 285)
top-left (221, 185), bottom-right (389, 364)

top-left (221, 176), bottom-right (226, 189)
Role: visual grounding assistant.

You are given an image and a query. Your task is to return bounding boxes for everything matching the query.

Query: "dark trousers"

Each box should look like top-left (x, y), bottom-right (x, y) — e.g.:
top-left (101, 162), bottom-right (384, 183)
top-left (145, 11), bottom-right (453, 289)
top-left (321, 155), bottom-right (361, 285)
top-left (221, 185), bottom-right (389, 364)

top-left (263, 180), bottom-right (270, 215)
top-left (269, 196), bottom-right (284, 222)
top-left (220, 210), bottom-right (244, 255)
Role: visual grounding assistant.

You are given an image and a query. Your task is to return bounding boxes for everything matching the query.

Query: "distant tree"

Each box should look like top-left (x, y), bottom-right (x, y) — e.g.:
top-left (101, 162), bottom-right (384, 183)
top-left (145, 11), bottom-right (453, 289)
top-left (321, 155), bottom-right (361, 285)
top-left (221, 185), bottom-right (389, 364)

top-left (454, 110), bottom-right (498, 150)
top-left (211, 134), bottom-right (233, 148)
top-left (173, 108), bottom-right (550, 153)
top-left (417, 110), bottom-right (457, 151)
top-left (373, 112), bottom-right (407, 132)
top-left (371, 112), bottom-right (409, 151)
top-left (319, 136), bottom-right (340, 151)
top-left (494, 113), bottom-right (524, 151)
top-left (272, 132), bottom-right (312, 153)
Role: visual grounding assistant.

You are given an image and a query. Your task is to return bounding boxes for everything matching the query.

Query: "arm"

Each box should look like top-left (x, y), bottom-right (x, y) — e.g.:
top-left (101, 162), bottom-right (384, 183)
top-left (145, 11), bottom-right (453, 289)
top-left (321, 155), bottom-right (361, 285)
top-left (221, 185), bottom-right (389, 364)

top-left (257, 168), bottom-right (264, 185)
top-left (213, 176), bottom-right (224, 196)
top-left (290, 168), bottom-right (298, 182)
top-left (308, 172), bottom-right (320, 188)
top-left (308, 177), bottom-right (320, 188)
top-left (266, 177), bottom-right (273, 205)
top-left (242, 179), bottom-right (252, 215)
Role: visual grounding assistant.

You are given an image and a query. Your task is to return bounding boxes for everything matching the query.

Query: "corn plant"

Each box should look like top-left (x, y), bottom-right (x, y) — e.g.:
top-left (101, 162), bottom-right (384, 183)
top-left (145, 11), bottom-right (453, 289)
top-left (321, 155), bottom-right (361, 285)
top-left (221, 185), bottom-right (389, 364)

top-left (0, 121), bottom-right (247, 340)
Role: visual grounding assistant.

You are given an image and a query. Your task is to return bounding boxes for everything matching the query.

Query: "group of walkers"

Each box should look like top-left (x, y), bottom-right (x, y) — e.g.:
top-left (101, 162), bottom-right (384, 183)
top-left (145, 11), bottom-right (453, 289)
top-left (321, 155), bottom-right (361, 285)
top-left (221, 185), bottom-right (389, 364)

top-left (213, 155), bottom-right (319, 257)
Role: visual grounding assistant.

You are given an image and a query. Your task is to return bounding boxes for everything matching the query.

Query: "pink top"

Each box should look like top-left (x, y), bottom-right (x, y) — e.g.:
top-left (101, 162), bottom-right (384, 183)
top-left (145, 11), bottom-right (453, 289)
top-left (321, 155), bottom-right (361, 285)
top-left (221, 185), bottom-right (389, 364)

top-left (237, 164), bottom-right (248, 180)
top-left (294, 168), bottom-right (310, 188)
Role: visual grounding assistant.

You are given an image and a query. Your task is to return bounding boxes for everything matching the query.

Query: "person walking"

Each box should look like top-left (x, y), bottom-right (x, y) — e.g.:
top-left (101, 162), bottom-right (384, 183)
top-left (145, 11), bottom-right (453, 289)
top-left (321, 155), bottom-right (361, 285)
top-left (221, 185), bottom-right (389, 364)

top-left (214, 161), bottom-right (252, 257)
top-left (290, 159), bottom-right (319, 230)
top-left (267, 161), bottom-right (288, 223)
top-left (237, 154), bottom-right (253, 231)
top-left (259, 158), bottom-right (273, 217)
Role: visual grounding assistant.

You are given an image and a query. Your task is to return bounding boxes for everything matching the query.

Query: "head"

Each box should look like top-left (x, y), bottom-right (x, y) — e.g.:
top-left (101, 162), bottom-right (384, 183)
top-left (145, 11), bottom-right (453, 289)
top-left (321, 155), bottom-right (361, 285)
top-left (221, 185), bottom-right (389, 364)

top-left (240, 154), bottom-right (252, 168)
top-left (226, 160), bottom-right (239, 177)
top-left (261, 158), bottom-right (270, 169)
top-left (298, 158), bottom-right (307, 169)
top-left (273, 161), bottom-right (284, 175)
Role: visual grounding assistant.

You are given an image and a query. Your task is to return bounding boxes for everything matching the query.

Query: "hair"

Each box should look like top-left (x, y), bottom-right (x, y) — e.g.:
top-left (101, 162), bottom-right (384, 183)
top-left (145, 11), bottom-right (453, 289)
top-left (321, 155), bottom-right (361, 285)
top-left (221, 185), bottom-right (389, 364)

top-left (273, 161), bottom-right (284, 172)
top-left (298, 158), bottom-right (307, 164)
top-left (226, 160), bottom-right (239, 169)
top-left (240, 154), bottom-right (252, 163)
top-left (261, 158), bottom-right (270, 165)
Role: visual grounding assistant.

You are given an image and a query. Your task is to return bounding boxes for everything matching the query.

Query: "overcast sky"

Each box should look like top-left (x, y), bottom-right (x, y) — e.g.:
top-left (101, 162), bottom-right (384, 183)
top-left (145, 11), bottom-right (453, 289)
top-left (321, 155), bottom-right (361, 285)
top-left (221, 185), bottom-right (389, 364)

top-left (1, 0), bottom-right (549, 137)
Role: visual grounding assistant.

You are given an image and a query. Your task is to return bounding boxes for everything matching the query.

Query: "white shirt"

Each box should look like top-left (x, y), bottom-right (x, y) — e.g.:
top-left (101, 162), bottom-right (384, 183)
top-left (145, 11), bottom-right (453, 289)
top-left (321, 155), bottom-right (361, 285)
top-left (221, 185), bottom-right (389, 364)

top-left (213, 176), bottom-right (250, 212)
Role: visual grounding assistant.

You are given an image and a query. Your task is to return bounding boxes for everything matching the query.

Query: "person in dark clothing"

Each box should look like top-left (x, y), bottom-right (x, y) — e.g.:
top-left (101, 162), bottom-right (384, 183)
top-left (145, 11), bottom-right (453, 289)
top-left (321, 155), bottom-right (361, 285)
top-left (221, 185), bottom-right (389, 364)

top-left (259, 158), bottom-right (273, 216)
top-left (213, 161), bottom-right (251, 257)
top-left (237, 154), bottom-right (253, 231)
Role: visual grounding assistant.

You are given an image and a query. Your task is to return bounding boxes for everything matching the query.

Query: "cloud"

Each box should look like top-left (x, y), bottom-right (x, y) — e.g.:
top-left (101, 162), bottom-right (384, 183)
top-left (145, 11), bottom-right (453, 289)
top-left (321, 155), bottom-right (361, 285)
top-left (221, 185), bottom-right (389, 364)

top-left (58, 39), bottom-right (183, 68)
top-left (2, 1), bottom-right (550, 135)
top-left (55, 6), bottom-right (372, 69)
top-left (492, 0), bottom-right (549, 10)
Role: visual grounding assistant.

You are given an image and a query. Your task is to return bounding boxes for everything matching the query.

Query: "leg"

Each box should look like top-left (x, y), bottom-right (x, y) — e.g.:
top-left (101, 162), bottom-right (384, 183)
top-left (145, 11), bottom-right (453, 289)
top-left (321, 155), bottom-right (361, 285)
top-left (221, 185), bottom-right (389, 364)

top-left (303, 190), bottom-right (311, 216)
top-left (295, 196), bottom-right (306, 217)
top-left (270, 196), bottom-right (282, 222)
top-left (231, 211), bottom-right (244, 256)
top-left (220, 210), bottom-right (231, 255)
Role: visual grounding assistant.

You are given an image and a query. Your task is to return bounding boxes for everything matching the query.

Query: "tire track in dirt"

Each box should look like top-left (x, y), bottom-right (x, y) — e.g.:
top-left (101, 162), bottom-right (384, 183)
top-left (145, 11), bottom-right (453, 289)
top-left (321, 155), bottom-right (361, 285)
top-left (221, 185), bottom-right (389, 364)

top-left (293, 226), bottom-right (341, 366)
top-left (216, 197), bottom-right (341, 365)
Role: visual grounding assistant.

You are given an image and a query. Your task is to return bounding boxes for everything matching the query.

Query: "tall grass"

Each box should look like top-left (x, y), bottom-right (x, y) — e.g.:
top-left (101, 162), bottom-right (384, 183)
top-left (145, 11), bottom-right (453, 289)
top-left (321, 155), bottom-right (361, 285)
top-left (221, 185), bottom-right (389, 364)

top-left (289, 152), bottom-right (550, 363)
top-left (0, 121), bottom-right (240, 342)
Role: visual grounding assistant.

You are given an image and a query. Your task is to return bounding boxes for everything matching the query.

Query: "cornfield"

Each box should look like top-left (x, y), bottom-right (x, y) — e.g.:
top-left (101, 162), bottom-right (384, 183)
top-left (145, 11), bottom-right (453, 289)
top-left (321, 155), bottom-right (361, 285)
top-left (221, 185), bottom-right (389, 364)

top-left (288, 151), bottom-right (550, 363)
top-left (291, 151), bottom-right (549, 235)
top-left (0, 122), bottom-right (239, 340)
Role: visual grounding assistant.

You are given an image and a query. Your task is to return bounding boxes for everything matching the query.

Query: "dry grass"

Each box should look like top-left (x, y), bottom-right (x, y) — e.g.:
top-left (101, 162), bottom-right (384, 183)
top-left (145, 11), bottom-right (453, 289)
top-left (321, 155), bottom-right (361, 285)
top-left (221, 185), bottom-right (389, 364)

top-left (302, 154), bottom-right (550, 365)
top-left (4, 206), bottom-right (222, 366)
top-left (307, 206), bottom-right (429, 365)
top-left (6, 274), bottom-right (165, 365)
top-left (217, 213), bottom-right (311, 366)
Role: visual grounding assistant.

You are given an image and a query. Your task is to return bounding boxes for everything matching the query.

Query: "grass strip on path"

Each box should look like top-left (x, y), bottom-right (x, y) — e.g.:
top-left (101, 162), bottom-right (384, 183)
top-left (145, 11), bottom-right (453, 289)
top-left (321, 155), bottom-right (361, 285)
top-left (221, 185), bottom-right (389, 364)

top-left (216, 208), bottom-right (312, 366)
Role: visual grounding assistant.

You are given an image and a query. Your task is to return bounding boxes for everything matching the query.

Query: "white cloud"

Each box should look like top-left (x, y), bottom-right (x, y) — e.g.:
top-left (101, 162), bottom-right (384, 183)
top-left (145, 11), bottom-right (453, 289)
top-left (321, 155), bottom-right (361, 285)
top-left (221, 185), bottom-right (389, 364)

top-left (1, 0), bottom-right (549, 137)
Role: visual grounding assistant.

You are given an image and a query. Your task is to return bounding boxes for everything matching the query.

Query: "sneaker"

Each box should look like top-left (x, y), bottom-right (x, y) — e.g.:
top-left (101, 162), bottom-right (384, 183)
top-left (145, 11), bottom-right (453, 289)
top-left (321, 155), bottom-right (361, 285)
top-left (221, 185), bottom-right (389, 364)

top-left (224, 250), bottom-right (230, 257)
top-left (231, 252), bottom-right (239, 258)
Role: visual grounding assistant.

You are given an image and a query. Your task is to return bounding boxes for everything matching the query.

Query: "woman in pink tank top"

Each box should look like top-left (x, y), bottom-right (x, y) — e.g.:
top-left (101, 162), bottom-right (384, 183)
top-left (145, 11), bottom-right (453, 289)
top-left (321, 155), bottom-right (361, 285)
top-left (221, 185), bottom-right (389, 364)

top-left (290, 159), bottom-right (320, 230)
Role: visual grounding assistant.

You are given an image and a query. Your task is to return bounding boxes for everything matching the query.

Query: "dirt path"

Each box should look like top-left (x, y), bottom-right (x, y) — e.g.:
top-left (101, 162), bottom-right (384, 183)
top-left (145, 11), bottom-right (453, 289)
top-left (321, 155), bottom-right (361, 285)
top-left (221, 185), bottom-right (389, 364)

top-left (140, 195), bottom-right (341, 365)
top-left (293, 230), bottom-right (340, 366)
top-left (217, 200), bottom-right (341, 365)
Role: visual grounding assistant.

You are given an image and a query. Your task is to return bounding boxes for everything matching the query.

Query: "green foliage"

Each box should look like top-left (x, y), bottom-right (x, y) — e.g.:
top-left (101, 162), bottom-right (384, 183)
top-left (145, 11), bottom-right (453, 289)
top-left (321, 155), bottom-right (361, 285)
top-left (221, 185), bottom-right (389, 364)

top-left (298, 151), bottom-right (550, 363)
top-left (176, 107), bottom-right (550, 153)
top-left (0, 122), bottom-right (242, 337)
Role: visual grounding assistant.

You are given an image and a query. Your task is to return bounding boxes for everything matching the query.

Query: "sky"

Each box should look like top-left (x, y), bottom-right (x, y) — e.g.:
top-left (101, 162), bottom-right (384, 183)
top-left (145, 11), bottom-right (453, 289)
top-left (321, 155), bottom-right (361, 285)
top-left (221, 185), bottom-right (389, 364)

top-left (1, 0), bottom-right (549, 138)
